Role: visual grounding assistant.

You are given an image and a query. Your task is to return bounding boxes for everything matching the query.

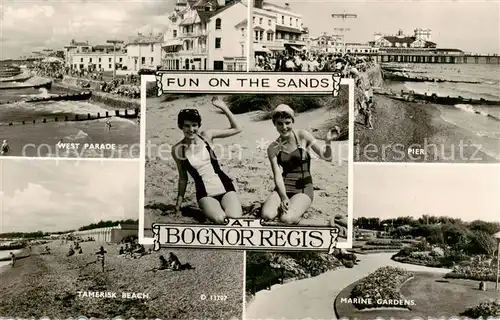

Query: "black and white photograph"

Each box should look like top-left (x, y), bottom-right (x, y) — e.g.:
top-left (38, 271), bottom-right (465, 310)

top-left (245, 164), bottom-right (500, 320)
top-left (0, 159), bottom-right (244, 319)
top-left (240, 0), bottom-right (500, 163)
top-left (0, 0), bottom-right (195, 158)
top-left (140, 71), bottom-right (353, 250)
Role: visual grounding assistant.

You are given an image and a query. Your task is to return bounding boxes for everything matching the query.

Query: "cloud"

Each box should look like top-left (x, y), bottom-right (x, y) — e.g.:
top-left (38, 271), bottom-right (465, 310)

top-left (1, 0), bottom-right (175, 59)
top-left (0, 160), bottom-right (139, 233)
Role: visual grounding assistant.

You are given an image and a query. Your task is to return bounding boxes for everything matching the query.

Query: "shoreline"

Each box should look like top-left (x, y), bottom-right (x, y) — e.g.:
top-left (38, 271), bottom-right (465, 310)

top-left (355, 93), bottom-right (497, 163)
top-left (0, 241), bottom-right (243, 318)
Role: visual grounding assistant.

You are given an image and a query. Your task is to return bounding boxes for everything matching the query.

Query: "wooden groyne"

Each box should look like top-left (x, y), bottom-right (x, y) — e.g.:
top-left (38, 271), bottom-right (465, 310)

top-left (373, 88), bottom-right (500, 106)
top-left (0, 80), bottom-right (52, 90)
top-left (0, 73), bottom-right (32, 83)
top-left (381, 70), bottom-right (482, 84)
top-left (0, 108), bottom-right (140, 127)
top-left (25, 91), bottom-right (92, 103)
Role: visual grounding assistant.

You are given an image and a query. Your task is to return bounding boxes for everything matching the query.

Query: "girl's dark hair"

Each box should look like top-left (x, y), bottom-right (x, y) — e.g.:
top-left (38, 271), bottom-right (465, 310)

top-left (177, 109), bottom-right (202, 129)
top-left (272, 111), bottom-right (295, 124)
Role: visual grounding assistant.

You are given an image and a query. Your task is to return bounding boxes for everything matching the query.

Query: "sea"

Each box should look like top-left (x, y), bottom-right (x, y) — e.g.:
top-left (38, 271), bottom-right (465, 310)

top-left (0, 248), bottom-right (22, 269)
top-left (381, 63), bottom-right (500, 160)
top-left (0, 77), bottom-right (140, 158)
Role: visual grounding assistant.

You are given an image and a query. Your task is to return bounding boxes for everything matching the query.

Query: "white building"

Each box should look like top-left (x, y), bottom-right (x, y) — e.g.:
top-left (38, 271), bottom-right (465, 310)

top-left (125, 33), bottom-right (164, 72)
top-left (372, 29), bottom-right (436, 50)
top-left (258, 1), bottom-right (307, 53)
top-left (64, 40), bottom-right (127, 71)
top-left (71, 223), bottom-right (138, 243)
top-left (207, 1), bottom-right (248, 70)
top-left (162, 0), bottom-right (248, 71)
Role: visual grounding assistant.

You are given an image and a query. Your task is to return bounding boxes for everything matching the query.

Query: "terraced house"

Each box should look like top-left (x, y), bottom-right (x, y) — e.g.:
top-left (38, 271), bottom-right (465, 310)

top-left (162, 0), bottom-right (248, 71)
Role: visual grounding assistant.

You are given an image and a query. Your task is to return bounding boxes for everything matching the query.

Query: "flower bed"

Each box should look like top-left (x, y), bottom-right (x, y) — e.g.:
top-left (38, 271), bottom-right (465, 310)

top-left (362, 245), bottom-right (403, 251)
top-left (350, 266), bottom-right (413, 310)
top-left (461, 299), bottom-right (500, 318)
top-left (445, 258), bottom-right (497, 282)
top-left (366, 239), bottom-right (403, 246)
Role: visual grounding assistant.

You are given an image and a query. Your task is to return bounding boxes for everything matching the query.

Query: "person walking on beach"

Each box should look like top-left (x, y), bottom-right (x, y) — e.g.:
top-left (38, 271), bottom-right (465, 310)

top-left (1, 140), bottom-right (10, 156)
top-left (105, 119), bottom-right (112, 132)
top-left (95, 246), bottom-right (107, 272)
top-left (261, 104), bottom-right (341, 224)
top-left (10, 252), bottom-right (16, 267)
top-left (172, 96), bottom-right (243, 224)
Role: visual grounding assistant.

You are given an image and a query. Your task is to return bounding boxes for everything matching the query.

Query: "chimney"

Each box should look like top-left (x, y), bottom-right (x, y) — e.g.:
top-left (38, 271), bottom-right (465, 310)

top-left (254, 0), bottom-right (263, 9)
top-left (285, 3), bottom-right (289, 9)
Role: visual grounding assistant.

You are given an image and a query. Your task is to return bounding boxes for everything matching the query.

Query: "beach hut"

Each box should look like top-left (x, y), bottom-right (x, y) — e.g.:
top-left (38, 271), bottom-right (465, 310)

top-left (71, 223), bottom-right (138, 243)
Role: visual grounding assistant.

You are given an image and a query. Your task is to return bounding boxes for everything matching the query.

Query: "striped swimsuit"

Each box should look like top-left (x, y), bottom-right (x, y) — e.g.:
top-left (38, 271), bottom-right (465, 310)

top-left (181, 134), bottom-right (235, 201)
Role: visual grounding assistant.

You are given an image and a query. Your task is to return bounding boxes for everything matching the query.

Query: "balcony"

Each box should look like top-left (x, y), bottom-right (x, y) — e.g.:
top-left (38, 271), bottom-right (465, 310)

top-left (275, 39), bottom-right (306, 46)
top-left (180, 30), bottom-right (208, 38)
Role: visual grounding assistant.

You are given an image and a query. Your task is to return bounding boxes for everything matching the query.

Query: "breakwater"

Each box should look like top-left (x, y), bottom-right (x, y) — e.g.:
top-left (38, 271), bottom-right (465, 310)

top-left (1, 108), bottom-right (140, 126)
top-left (373, 88), bottom-right (500, 106)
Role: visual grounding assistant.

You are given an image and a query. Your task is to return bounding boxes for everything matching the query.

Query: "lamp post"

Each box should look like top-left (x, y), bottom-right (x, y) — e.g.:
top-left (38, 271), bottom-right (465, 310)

top-left (106, 39), bottom-right (124, 80)
top-left (332, 12), bottom-right (357, 55)
top-left (494, 231), bottom-right (500, 291)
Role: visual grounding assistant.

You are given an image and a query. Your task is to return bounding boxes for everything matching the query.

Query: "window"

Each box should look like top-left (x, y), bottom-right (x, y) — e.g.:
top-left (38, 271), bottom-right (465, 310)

top-left (254, 31), bottom-right (259, 41)
top-left (99, 58), bottom-right (101, 62)
top-left (253, 16), bottom-right (255, 23)
top-left (281, 16), bottom-right (284, 24)
top-left (289, 17), bottom-right (292, 26)
top-left (109, 58), bottom-right (112, 62)
top-left (80, 58), bottom-right (83, 62)
top-left (142, 57), bottom-right (145, 64)
top-left (89, 58), bottom-right (92, 63)
top-left (268, 19), bottom-right (271, 26)
top-left (151, 44), bottom-right (154, 52)
top-left (119, 57), bottom-right (122, 62)
top-left (109, 64), bottom-right (112, 69)
top-left (227, 63), bottom-right (233, 71)
top-left (296, 19), bottom-right (298, 26)
top-left (180, 14), bottom-right (184, 19)
top-left (238, 64), bottom-right (244, 71)
top-left (151, 57), bottom-right (154, 64)
top-left (259, 18), bottom-right (263, 24)
top-left (215, 37), bottom-right (221, 48)
top-left (241, 28), bottom-right (245, 36)
top-left (213, 61), bottom-right (223, 70)
top-left (215, 18), bottom-right (221, 30)
top-left (259, 31), bottom-right (263, 41)
top-left (98, 64), bottom-right (101, 69)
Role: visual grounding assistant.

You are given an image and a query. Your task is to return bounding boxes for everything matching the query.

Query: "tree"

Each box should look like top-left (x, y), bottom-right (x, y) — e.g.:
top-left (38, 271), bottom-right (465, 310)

top-left (472, 231), bottom-right (497, 257)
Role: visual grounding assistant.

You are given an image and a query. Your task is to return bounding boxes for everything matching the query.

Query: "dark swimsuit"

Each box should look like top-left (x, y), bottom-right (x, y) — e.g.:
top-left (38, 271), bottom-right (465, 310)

top-left (180, 134), bottom-right (235, 202)
top-left (276, 130), bottom-right (314, 200)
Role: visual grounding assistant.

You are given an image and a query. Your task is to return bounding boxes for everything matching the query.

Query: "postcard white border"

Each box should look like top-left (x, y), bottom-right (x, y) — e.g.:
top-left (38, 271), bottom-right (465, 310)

top-left (139, 73), bottom-right (354, 250)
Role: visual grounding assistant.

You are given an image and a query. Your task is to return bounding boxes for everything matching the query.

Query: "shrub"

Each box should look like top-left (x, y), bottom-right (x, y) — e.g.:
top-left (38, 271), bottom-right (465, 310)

top-left (445, 256), bottom-right (497, 281)
top-left (366, 239), bottom-right (402, 246)
top-left (350, 266), bottom-right (413, 310)
top-left (461, 299), bottom-right (500, 318)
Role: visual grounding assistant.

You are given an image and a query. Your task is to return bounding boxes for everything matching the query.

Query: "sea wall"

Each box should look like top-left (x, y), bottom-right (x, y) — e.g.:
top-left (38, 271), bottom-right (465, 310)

top-left (58, 76), bottom-right (140, 109)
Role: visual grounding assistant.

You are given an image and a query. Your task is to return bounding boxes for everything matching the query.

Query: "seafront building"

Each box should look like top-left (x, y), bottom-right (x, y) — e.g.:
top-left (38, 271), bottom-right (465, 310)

top-left (161, 0), bottom-right (309, 71)
top-left (125, 33), bottom-right (164, 72)
top-left (63, 39), bottom-right (127, 72)
top-left (308, 33), bottom-right (379, 55)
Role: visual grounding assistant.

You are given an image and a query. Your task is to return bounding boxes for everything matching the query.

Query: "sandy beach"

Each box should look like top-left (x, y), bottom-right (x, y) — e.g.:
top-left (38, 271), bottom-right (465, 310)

top-left (0, 241), bottom-right (244, 319)
top-left (144, 94), bottom-right (349, 228)
top-left (354, 65), bottom-right (498, 163)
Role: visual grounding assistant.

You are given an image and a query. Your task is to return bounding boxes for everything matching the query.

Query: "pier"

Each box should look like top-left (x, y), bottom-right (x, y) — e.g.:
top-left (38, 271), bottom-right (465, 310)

top-left (375, 53), bottom-right (500, 64)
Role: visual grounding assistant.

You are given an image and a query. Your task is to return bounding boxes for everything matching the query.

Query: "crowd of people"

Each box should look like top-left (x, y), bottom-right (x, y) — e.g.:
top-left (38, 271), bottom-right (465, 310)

top-left (254, 51), bottom-right (374, 76)
top-left (254, 50), bottom-right (376, 130)
top-left (29, 61), bottom-right (141, 99)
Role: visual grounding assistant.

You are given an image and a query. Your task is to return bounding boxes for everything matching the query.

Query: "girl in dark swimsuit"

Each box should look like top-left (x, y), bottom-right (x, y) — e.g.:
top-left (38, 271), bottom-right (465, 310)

top-left (262, 104), bottom-right (340, 224)
top-left (172, 96), bottom-right (243, 224)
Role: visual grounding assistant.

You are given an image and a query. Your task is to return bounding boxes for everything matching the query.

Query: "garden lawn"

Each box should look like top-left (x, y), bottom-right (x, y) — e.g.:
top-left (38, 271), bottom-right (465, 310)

top-left (336, 272), bottom-right (499, 320)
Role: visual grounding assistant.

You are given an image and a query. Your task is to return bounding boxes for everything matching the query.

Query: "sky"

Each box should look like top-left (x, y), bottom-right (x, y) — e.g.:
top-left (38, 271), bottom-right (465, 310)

top-left (0, 159), bottom-right (140, 233)
top-left (354, 164), bottom-right (500, 223)
top-left (1, 0), bottom-right (499, 59)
